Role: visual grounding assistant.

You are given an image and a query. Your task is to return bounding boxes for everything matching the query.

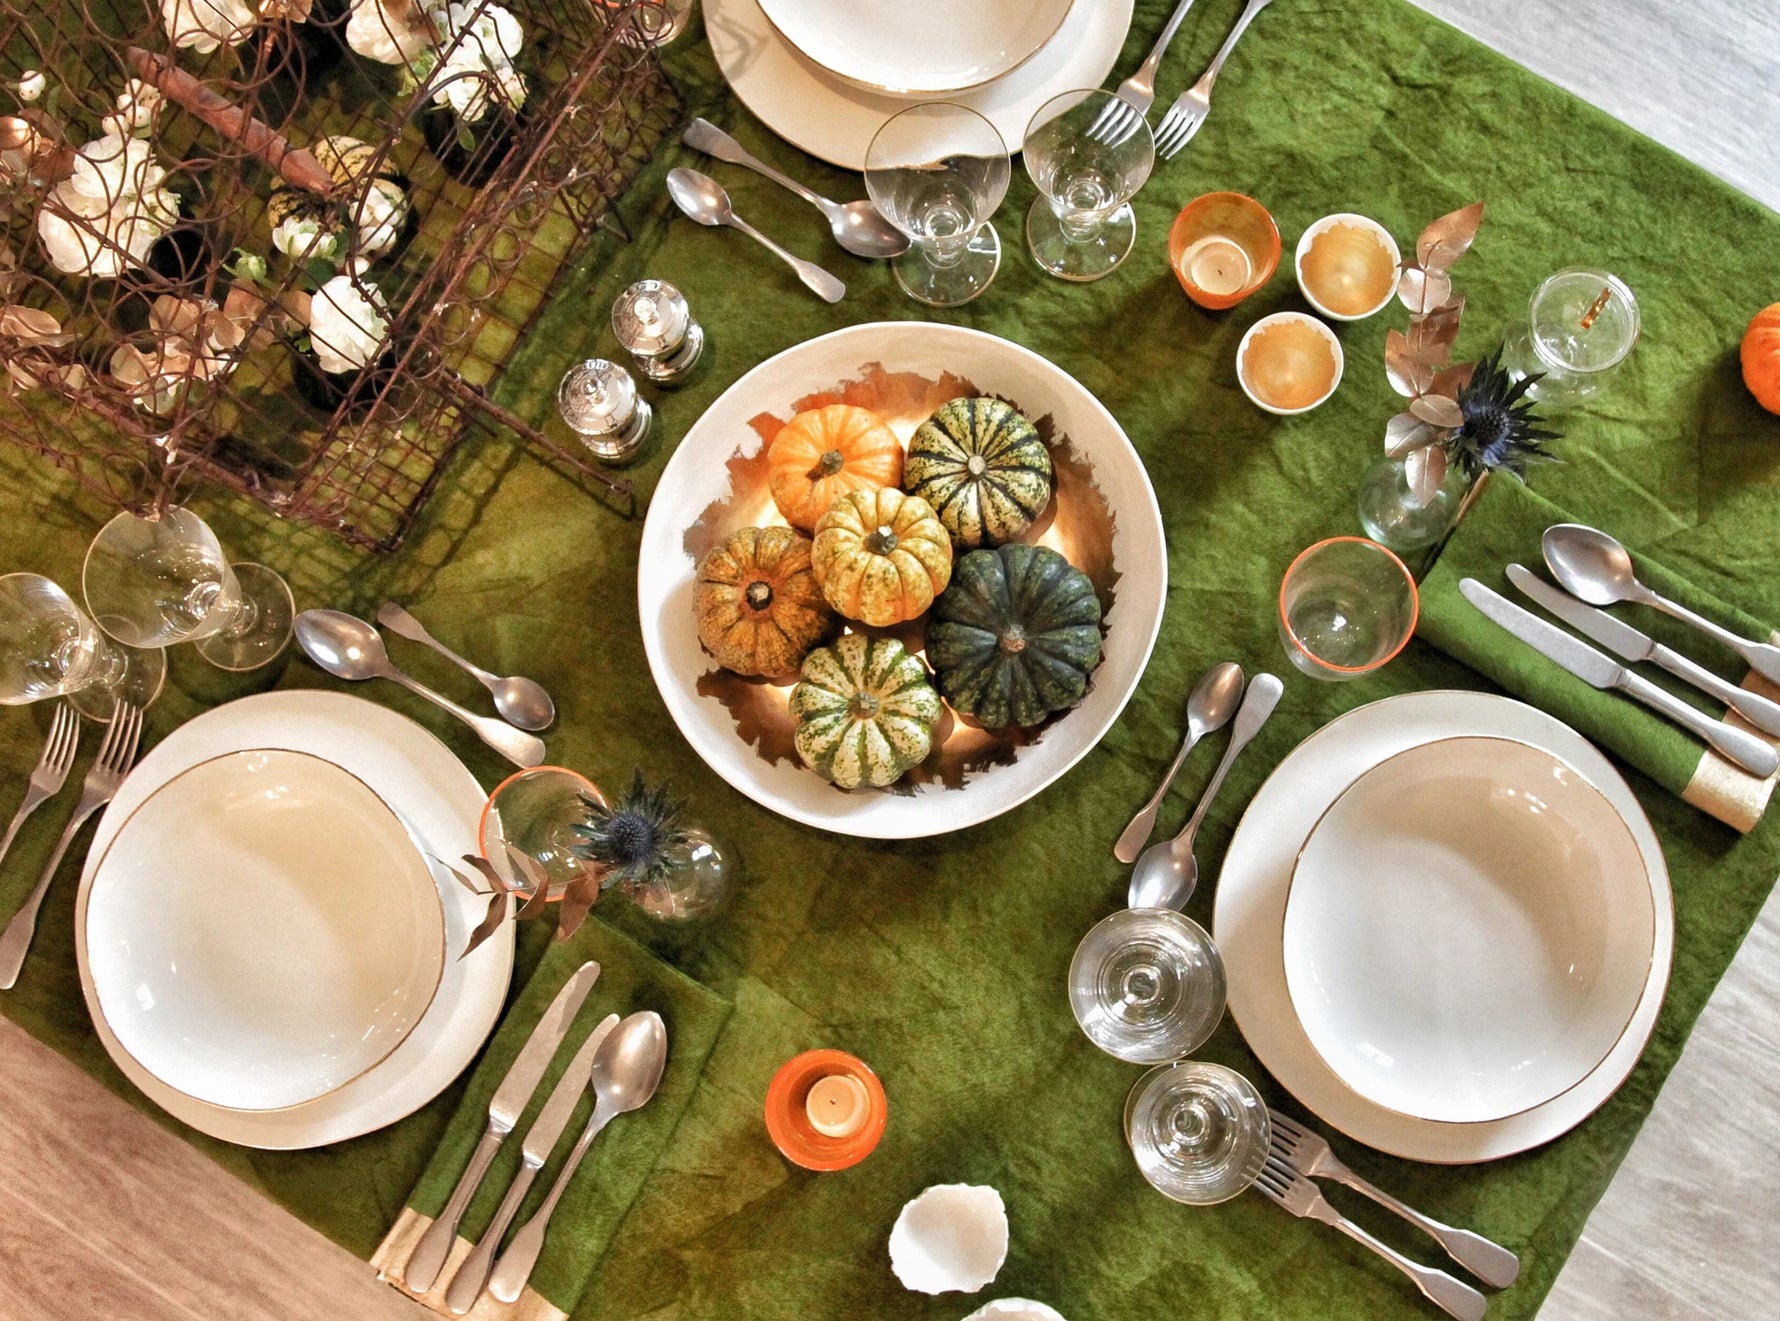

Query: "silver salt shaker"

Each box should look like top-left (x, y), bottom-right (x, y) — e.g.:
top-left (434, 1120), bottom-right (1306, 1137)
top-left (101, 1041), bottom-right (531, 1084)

top-left (611, 279), bottom-right (704, 385)
top-left (556, 359), bottom-right (651, 463)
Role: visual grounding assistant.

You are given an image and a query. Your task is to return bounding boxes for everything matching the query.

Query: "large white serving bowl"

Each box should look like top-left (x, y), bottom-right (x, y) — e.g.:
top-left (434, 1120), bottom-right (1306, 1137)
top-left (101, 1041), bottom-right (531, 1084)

top-left (1214, 691), bottom-right (1672, 1163)
top-left (1283, 736), bottom-right (1655, 1125)
top-left (755, 0), bottom-right (1074, 96)
top-left (85, 749), bottom-right (446, 1112)
top-left (706, 0), bottom-right (1132, 169)
top-left (76, 690), bottom-right (512, 1148)
top-left (637, 321), bottom-right (1166, 839)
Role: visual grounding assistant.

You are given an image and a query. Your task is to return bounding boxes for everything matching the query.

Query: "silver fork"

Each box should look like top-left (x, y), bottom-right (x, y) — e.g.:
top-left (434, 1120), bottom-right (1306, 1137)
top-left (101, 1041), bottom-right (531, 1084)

top-left (0, 704), bottom-right (79, 880)
top-left (0, 703), bottom-right (142, 990)
top-left (1086, 0), bottom-right (1202, 145)
top-left (1269, 1110), bottom-right (1520, 1289)
top-left (1155, 0), bottom-right (1275, 160)
top-left (1253, 1158), bottom-right (1488, 1321)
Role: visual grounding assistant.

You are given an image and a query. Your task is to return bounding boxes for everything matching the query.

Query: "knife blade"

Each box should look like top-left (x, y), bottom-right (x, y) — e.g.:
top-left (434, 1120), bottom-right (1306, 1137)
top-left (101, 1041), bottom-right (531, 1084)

top-left (402, 960), bottom-right (602, 1293)
top-left (1508, 564), bottom-right (1780, 737)
top-left (1461, 578), bottom-right (1779, 778)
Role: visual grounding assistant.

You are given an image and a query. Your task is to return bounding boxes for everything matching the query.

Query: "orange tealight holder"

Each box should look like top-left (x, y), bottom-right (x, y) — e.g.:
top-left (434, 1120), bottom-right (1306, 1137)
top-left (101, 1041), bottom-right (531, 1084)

top-left (765, 1049), bottom-right (888, 1171)
top-left (1169, 192), bottom-right (1281, 310)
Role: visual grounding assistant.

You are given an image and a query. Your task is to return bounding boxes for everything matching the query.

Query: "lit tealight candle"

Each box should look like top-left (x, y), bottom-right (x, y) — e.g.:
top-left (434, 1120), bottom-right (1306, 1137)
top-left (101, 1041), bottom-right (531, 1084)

top-left (1180, 236), bottom-right (1252, 299)
top-left (806, 1073), bottom-right (871, 1139)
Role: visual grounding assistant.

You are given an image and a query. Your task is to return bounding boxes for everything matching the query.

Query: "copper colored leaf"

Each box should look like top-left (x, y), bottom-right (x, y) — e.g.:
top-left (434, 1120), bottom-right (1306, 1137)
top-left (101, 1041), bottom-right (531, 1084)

top-left (1416, 202), bottom-right (1485, 271)
top-left (1397, 266), bottom-right (1453, 315)
top-left (1384, 329), bottom-right (1432, 397)
top-left (1385, 412), bottom-right (1440, 458)
top-left (555, 870), bottom-right (603, 942)
top-left (1410, 301), bottom-right (1465, 365)
top-left (432, 854), bottom-right (488, 895)
top-left (1410, 393), bottom-right (1465, 428)
top-left (460, 852), bottom-right (516, 894)
top-left (1404, 443), bottom-right (1449, 507)
top-left (459, 891), bottom-right (508, 961)
top-left (507, 848), bottom-right (554, 922)
top-left (1429, 362), bottom-right (1476, 399)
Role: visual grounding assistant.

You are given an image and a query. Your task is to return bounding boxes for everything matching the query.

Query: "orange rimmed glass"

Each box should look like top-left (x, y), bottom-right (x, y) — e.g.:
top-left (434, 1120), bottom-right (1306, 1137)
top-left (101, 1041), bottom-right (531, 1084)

top-left (478, 766), bottom-right (606, 900)
top-left (765, 1049), bottom-right (888, 1171)
top-left (1278, 538), bottom-right (1418, 681)
top-left (1168, 192), bottom-right (1280, 310)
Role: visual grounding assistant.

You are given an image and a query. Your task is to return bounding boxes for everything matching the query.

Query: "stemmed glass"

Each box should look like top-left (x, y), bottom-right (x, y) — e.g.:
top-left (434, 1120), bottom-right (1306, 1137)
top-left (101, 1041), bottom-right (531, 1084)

top-left (0, 573), bottom-right (165, 720)
top-left (1125, 1061), bottom-right (1271, 1204)
top-left (1069, 908), bottom-right (1227, 1063)
top-left (82, 507), bottom-right (294, 672)
top-left (864, 103), bottom-right (1010, 308)
top-left (1023, 90), bottom-right (1155, 282)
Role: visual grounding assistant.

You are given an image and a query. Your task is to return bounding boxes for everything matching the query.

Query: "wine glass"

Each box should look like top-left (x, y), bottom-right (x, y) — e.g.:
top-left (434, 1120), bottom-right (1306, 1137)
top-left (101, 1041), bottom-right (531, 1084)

top-left (1023, 90), bottom-right (1155, 282)
top-left (864, 103), bottom-right (1010, 308)
top-left (82, 507), bottom-right (293, 672)
top-left (0, 573), bottom-right (164, 720)
top-left (1068, 908), bottom-right (1227, 1063)
top-left (1125, 1061), bottom-right (1271, 1204)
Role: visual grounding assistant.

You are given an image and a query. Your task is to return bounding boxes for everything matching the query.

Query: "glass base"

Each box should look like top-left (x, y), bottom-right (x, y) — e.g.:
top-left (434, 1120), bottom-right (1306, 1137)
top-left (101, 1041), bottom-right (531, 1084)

top-left (1026, 198), bottom-right (1136, 282)
top-left (892, 224), bottom-right (1001, 308)
top-left (195, 562), bottom-right (293, 671)
top-left (626, 826), bottom-right (732, 921)
top-left (68, 644), bottom-right (166, 721)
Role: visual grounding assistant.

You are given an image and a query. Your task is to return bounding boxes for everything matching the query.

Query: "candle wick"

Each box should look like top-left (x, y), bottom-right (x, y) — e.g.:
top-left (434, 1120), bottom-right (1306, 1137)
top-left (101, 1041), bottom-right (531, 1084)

top-left (1580, 285), bottom-right (1612, 331)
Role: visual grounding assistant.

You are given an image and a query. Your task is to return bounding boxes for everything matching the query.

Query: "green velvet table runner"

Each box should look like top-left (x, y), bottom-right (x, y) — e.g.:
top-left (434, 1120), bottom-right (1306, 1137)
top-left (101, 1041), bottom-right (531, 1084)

top-left (4, 1), bottom-right (1780, 1318)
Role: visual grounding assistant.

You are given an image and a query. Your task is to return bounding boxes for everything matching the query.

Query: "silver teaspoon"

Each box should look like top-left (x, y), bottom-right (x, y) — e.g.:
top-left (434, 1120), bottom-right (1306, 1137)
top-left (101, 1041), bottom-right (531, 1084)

top-left (666, 168), bottom-right (845, 303)
top-left (682, 118), bottom-right (908, 259)
top-left (1129, 673), bottom-right (1284, 911)
top-left (376, 602), bottom-right (555, 732)
top-left (294, 609), bottom-right (546, 768)
top-left (1114, 662), bottom-right (1244, 863)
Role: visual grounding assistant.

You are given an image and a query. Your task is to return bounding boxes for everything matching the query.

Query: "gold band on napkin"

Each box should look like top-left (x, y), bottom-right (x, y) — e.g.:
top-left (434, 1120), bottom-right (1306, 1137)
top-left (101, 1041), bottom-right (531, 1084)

top-left (374, 1210), bottom-right (569, 1321)
top-left (1681, 666), bottom-right (1780, 832)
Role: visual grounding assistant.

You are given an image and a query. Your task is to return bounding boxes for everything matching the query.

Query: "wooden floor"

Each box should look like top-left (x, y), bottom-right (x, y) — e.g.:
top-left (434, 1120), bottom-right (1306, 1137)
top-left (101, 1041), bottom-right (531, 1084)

top-left (1, 4), bottom-right (1777, 1320)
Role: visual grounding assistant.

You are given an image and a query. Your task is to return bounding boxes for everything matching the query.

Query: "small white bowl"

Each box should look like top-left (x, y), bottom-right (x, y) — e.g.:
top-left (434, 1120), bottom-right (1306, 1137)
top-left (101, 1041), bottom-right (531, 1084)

top-left (889, 1183), bottom-right (1008, 1295)
top-left (1283, 736), bottom-right (1656, 1125)
top-left (1294, 213), bottom-right (1401, 322)
top-left (1236, 312), bottom-right (1344, 416)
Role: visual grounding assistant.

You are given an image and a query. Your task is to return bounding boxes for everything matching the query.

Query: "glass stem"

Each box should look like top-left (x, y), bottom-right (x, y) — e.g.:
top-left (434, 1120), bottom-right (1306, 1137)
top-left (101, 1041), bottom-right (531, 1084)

top-left (1057, 208), bottom-right (1105, 245)
top-left (923, 234), bottom-right (968, 270)
top-left (221, 579), bottom-right (261, 640)
top-left (84, 635), bottom-right (130, 698)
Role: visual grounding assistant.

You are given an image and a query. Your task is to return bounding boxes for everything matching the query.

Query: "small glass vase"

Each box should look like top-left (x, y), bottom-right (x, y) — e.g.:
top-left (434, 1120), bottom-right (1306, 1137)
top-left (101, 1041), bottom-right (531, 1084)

top-left (622, 826), bottom-right (733, 922)
top-left (1356, 454), bottom-right (1474, 554)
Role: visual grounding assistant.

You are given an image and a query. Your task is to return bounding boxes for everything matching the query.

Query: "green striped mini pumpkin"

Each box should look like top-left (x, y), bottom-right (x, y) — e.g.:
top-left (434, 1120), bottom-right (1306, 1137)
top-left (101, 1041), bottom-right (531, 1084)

top-left (789, 634), bottom-right (943, 789)
top-left (904, 397), bottom-right (1053, 548)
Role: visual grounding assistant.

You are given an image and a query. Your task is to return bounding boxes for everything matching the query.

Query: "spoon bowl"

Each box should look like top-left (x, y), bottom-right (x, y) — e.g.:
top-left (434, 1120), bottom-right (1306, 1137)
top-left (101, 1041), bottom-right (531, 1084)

top-left (591, 1009), bottom-right (669, 1115)
top-left (1541, 524), bottom-right (1640, 606)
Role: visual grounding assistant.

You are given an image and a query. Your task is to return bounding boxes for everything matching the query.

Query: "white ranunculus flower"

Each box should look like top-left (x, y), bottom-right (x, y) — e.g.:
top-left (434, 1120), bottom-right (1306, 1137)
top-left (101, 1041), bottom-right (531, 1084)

top-left (101, 78), bottom-right (166, 139)
top-left (16, 70), bottom-right (45, 102)
top-left (347, 0), bottom-right (433, 65)
top-left (353, 177), bottom-right (409, 260)
top-left (271, 213), bottom-right (345, 264)
top-left (161, 0), bottom-right (256, 54)
top-left (430, 2), bottom-right (526, 122)
top-left (36, 134), bottom-right (178, 278)
top-left (309, 274), bottom-right (389, 374)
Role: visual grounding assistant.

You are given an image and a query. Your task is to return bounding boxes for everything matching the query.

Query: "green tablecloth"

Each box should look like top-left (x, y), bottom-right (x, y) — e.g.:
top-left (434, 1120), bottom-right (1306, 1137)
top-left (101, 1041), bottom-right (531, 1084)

top-left (4, 1), bottom-right (1780, 1318)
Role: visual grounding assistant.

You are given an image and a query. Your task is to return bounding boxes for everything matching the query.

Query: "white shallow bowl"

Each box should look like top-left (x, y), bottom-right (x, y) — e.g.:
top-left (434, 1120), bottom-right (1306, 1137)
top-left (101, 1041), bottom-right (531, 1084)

top-left (756, 0), bottom-right (1073, 95)
top-left (1293, 213), bottom-right (1401, 322)
top-left (1284, 736), bottom-right (1656, 1125)
top-left (1236, 312), bottom-right (1344, 416)
top-left (85, 748), bottom-right (446, 1112)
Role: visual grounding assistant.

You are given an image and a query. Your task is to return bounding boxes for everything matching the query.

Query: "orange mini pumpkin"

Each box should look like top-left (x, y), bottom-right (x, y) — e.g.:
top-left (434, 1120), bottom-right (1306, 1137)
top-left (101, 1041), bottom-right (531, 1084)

top-left (1742, 304), bottom-right (1780, 415)
top-left (693, 526), bottom-right (835, 679)
top-left (767, 404), bottom-right (904, 532)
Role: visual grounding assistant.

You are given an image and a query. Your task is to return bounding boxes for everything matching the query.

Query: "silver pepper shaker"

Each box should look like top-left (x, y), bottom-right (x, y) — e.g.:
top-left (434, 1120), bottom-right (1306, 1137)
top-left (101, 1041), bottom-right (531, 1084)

top-left (556, 359), bottom-right (652, 464)
top-left (611, 279), bottom-right (705, 386)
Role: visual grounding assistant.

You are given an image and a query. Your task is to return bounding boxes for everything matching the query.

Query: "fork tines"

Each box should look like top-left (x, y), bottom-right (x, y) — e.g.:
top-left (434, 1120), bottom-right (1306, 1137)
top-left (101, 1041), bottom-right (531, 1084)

top-left (39, 703), bottom-right (79, 780)
top-left (1086, 95), bottom-right (1148, 147)
top-left (1154, 103), bottom-right (1207, 160)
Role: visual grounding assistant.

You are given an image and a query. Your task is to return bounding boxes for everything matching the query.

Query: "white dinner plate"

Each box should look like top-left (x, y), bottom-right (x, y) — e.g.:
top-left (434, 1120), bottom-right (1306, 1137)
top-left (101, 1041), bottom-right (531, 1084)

top-left (76, 690), bottom-right (512, 1149)
top-left (1214, 691), bottom-right (1672, 1163)
top-left (637, 321), bottom-right (1166, 839)
top-left (706, 0), bottom-right (1134, 169)
top-left (1284, 736), bottom-right (1656, 1125)
top-left (87, 748), bottom-right (447, 1111)
top-left (755, 0), bottom-right (1075, 96)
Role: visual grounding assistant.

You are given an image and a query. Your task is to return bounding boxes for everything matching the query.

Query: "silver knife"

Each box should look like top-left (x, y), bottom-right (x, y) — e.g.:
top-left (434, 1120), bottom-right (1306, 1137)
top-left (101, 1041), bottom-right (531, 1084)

top-left (1461, 578), bottom-right (1779, 778)
top-left (1507, 563), bottom-right (1780, 738)
top-left (402, 960), bottom-right (602, 1294)
top-left (444, 1012), bottom-right (621, 1314)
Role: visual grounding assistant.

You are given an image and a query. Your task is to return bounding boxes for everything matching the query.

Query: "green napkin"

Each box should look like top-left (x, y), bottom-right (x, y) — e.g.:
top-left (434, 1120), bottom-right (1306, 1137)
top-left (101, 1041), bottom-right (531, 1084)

top-left (1420, 477), bottom-right (1780, 831)
top-left (373, 918), bottom-right (732, 1319)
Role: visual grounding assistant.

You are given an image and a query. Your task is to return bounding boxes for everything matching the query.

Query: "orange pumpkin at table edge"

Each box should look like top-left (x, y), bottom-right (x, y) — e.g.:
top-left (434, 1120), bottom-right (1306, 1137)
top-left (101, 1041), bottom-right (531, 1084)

top-left (1741, 303), bottom-right (1780, 415)
top-left (766, 403), bottom-right (904, 531)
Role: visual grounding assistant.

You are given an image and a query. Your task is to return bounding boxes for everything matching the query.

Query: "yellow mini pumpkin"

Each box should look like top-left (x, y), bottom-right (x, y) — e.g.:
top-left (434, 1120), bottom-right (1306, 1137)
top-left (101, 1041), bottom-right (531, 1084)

top-left (693, 526), bottom-right (835, 678)
top-left (812, 487), bottom-right (953, 627)
top-left (1742, 304), bottom-right (1780, 415)
top-left (767, 404), bottom-right (904, 532)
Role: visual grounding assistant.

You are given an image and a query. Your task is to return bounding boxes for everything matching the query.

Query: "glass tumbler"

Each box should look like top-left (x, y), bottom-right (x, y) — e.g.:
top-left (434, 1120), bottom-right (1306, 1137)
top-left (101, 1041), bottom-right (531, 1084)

top-left (1023, 90), bottom-right (1155, 282)
top-left (864, 103), bottom-right (1010, 308)
top-left (0, 573), bottom-right (164, 720)
top-left (82, 507), bottom-right (293, 672)
top-left (1125, 1061), bottom-right (1271, 1204)
top-left (1278, 537), bottom-right (1418, 681)
top-left (1069, 908), bottom-right (1227, 1064)
top-left (480, 766), bottom-right (607, 900)
top-left (1502, 268), bottom-right (1640, 410)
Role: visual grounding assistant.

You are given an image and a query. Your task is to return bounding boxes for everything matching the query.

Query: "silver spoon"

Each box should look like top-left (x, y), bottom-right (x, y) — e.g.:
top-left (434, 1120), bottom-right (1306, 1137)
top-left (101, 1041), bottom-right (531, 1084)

top-left (666, 168), bottom-right (846, 304)
top-left (376, 602), bottom-right (555, 732)
top-left (486, 1011), bottom-right (669, 1304)
top-left (1113, 662), bottom-right (1245, 863)
top-left (294, 609), bottom-right (546, 768)
top-left (682, 118), bottom-right (909, 260)
top-left (1129, 673), bottom-right (1284, 911)
top-left (1543, 524), bottom-right (1780, 685)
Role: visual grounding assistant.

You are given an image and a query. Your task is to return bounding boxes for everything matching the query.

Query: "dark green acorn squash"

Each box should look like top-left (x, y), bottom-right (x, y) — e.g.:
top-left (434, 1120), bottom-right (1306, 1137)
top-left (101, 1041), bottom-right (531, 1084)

top-left (904, 397), bottom-right (1052, 548)
top-left (926, 543), bottom-right (1103, 729)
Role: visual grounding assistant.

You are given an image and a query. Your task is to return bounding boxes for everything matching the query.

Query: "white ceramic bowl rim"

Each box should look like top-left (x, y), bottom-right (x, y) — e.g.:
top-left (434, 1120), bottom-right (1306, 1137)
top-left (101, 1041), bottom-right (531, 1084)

top-left (1293, 212), bottom-right (1402, 322)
